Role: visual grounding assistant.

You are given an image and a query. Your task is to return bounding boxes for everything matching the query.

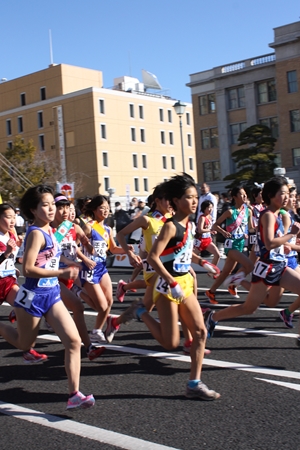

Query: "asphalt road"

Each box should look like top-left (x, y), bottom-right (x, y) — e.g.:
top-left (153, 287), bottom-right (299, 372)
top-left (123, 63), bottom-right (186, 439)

top-left (1, 267), bottom-right (300, 450)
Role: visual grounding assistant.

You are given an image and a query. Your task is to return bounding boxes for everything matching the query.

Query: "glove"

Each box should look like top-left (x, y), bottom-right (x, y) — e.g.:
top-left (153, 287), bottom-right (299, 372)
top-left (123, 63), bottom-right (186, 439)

top-left (170, 282), bottom-right (184, 301)
top-left (200, 260), bottom-right (220, 279)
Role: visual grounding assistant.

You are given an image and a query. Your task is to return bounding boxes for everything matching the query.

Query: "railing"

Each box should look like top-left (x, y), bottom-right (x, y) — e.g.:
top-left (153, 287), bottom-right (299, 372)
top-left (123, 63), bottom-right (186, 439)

top-left (0, 153), bottom-right (34, 191)
top-left (221, 53), bottom-right (276, 74)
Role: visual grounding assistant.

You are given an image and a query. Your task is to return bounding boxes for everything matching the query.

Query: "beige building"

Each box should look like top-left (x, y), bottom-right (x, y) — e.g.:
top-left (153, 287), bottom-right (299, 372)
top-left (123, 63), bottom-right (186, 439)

top-left (0, 64), bottom-right (196, 200)
top-left (187, 20), bottom-right (300, 191)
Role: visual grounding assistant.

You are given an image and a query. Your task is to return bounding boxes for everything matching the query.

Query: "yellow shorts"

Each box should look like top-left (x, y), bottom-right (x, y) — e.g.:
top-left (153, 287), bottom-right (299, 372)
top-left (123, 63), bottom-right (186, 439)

top-left (143, 270), bottom-right (156, 286)
top-left (153, 272), bottom-right (194, 305)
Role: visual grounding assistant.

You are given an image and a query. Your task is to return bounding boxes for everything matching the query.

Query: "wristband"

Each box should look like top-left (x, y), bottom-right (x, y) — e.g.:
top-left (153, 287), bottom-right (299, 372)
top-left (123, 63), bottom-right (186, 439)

top-left (170, 281), bottom-right (178, 288)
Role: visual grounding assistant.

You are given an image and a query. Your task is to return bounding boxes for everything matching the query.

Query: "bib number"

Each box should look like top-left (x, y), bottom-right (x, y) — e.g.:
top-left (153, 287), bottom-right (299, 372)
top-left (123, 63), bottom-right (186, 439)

top-left (249, 234), bottom-right (257, 245)
top-left (224, 239), bottom-right (233, 249)
top-left (15, 286), bottom-right (35, 308)
top-left (82, 269), bottom-right (94, 282)
top-left (142, 259), bottom-right (155, 273)
top-left (253, 261), bottom-right (271, 278)
top-left (155, 276), bottom-right (170, 295)
top-left (94, 241), bottom-right (107, 258)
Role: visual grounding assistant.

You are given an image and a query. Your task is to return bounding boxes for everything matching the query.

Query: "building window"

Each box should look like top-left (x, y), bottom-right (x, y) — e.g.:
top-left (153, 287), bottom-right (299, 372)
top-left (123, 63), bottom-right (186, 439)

top-left (39, 134), bottom-right (45, 151)
top-left (292, 148), bottom-right (300, 166)
top-left (7, 141), bottom-right (12, 150)
top-left (18, 116), bottom-right (23, 133)
top-left (6, 119), bottom-right (11, 136)
top-left (257, 79), bottom-right (276, 103)
top-left (201, 128), bottom-right (219, 149)
top-left (287, 70), bottom-right (298, 93)
top-left (104, 177), bottom-right (110, 191)
top-left (99, 99), bottom-right (105, 114)
top-left (20, 93), bottom-right (26, 106)
top-left (40, 87), bottom-right (46, 101)
top-left (37, 111), bottom-right (43, 128)
top-left (101, 124), bottom-right (106, 139)
top-left (129, 104), bottom-right (134, 118)
top-left (140, 128), bottom-right (145, 143)
top-left (208, 94), bottom-right (216, 113)
top-left (186, 112), bottom-right (190, 125)
top-left (162, 155), bottom-right (167, 169)
top-left (168, 110), bottom-right (172, 123)
top-left (189, 157), bottom-right (194, 171)
top-left (169, 131), bottom-right (173, 145)
top-left (230, 123), bottom-right (247, 144)
top-left (199, 94), bottom-right (215, 115)
top-left (139, 105), bottom-right (144, 119)
top-left (132, 154), bottom-right (138, 168)
top-left (203, 161), bottom-right (221, 182)
top-left (290, 110), bottom-right (300, 132)
top-left (171, 156), bottom-right (175, 170)
top-left (143, 178), bottom-right (149, 192)
top-left (159, 108), bottom-right (164, 122)
top-left (131, 127), bottom-right (136, 142)
top-left (142, 154), bottom-right (147, 168)
top-left (102, 152), bottom-right (108, 167)
top-left (187, 134), bottom-right (192, 147)
top-left (228, 87), bottom-right (245, 109)
top-left (134, 178), bottom-right (139, 192)
top-left (161, 131), bottom-right (165, 144)
top-left (199, 96), bottom-right (208, 115)
top-left (259, 117), bottom-right (279, 138)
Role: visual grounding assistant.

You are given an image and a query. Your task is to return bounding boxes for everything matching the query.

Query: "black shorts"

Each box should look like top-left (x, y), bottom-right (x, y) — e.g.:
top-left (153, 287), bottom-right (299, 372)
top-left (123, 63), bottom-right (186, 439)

top-left (251, 259), bottom-right (287, 286)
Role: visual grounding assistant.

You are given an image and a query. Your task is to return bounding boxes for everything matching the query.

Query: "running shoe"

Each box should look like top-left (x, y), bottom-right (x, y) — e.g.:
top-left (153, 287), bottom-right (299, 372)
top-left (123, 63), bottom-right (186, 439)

top-left (279, 309), bottom-right (294, 329)
top-left (105, 315), bottom-right (120, 343)
top-left (116, 279), bottom-right (127, 302)
top-left (204, 310), bottom-right (217, 339)
top-left (205, 290), bottom-right (218, 305)
top-left (23, 348), bottom-right (48, 364)
top-left (119, 299), bottom-right (144, 324)
top-left (127, 279), bottom-right (137, 293)
top-left (185, 381), bottom-right (220, 400)
top-left (66, 391), bottom-right (95, 410)
top-left (71, 284), bottom-right (83, 299)
top-left (228, 284), bottom-right (240, 299)
top-left (223, 271), bottom-right (245, 288)
top-left (89, 329), bottom-right (106, 343)
top-left (87, 345), bottom-right (105, 361)
top-left (8, 310), bottom-right (16, 323)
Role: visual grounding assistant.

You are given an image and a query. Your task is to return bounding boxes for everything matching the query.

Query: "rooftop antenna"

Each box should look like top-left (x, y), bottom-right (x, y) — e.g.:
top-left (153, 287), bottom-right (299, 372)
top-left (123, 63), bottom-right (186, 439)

top-left (49, 29), bottom-right (54, 66)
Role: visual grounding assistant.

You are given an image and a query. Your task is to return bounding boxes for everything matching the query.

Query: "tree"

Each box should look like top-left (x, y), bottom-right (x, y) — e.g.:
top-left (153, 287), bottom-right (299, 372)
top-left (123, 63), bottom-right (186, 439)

top-left (224, 124), bottom-right (277, 190)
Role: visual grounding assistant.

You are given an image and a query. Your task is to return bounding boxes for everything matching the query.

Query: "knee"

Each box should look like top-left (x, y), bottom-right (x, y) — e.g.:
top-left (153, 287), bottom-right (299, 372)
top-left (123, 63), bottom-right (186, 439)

top-left (163, 336), bottom-right (180, 351)
top-left (193, 326), bottom-right (207, 344)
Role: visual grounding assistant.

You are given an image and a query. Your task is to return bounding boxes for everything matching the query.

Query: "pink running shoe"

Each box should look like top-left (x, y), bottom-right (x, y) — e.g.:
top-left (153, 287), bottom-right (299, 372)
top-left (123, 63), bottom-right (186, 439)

top-left (23, 348), bottom-right (48, 364)
top-left (116, 280), bottom-right (127, 302)
top-left (66, 391), bottom-right (95, 410)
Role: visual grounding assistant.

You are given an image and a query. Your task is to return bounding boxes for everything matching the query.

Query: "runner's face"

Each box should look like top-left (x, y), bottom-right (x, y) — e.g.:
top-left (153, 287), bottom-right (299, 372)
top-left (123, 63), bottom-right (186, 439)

top-left (32, 193), bottom-right (56, 224)
top-left (0, 208), bottom-right (16, 233)
top-left (156, 197), bottom-right (170, 215)
top-left (272, 185), bottom-right (289, 209)
top-left (205, 205), bottom-right (213, 215)
top-left (55, 204), bottom-right (70, 223)
top-left (287, 191), bottom-right (297, 209)
top-left (175, 187), bottom-right (198, 215)
top-left (69, 204), bottom-right (76, 221)
top-left (234, 189), bottom-right (247, 207)
top-left (94, 201), bottom-right (109, 221)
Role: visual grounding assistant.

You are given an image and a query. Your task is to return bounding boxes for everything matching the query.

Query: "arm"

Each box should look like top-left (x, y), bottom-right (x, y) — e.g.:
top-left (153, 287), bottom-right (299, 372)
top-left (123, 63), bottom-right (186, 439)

top-left (196, 215), bottom-right (207, 234)
top-left (108, 228), bottom-right (134, 255)
top-left (0, 238), bottom-right (17, 264)
top-left (262, 212), bottom-right (300, 250)
top-left (116, 215), bottom-right (148, 265)
top-left (212, 209), bottom-right (232, 238)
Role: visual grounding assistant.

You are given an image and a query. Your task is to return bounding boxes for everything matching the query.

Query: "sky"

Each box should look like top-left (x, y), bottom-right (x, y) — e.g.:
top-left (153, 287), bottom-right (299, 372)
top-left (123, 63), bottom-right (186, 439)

top-left (0, 1), bottom-right (299, 103)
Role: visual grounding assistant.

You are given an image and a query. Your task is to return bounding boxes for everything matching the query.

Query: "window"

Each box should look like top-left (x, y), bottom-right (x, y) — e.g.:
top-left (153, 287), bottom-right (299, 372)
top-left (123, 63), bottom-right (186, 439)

top-left (18, 116), bottom-right (23, 133)
top-left (142, 154), bottom-right (147, 168)
top-left (162, 155), bottom-right (167, 169)
top-left (201, 128), bottom-right (219, 149)
top-left (199, 94), bottom-right (215, 115)
top-left (287, 71), bottom-right (298, 93)
top-left (290, 110), bottom-right (300, 132)
top-left (104, 177), bottom-right (110, 191)
top-left (102, 152), bottom-right (108, 167)
top-left (20, 93), bottom-right (26, 106)
top-left (99, 99), bottom-right (105, 114)
top-left (186, 112), bottom-right (190, 125)
top-left (139, 105), bottom-right (144, 119)
top-left (168, 110), bottom-right (172, 123)
top-left (199, 96), bottom-right (208, 115)
top-left (189, 157), bottom-right (194, 171)
top-left (132, 154), bottom-right (138, 168)
top-left (161, 131), bottom-right (165, 144)
top-left (39, 134), bottom-right (45, 151)
top-left (40, 87), bottom-right (46, 101)
top-left (228, 87), bottom-right (245, 109)
top-left (129, 104), bottom-right (134, 118)
top-left (187, 134), bottom-right (192, 147)
top-left (230, 123), bottom-right (247, 144)
top-left (169, 131), bottom-right (173, 145)
top-left (143, 178), bottom-right (149, 192)
top-left (292, 148), bottom-right (300, 166)
top-left (259, 117), bottom-right (279, 138)
top-left (6, 119), bottom-right (11, 136)
top-left (140, 128), bottom-right (145, 143)
top-left (7, 141), bottom-right (12, 150)
top-left (131, 127), bottom-right (136, 142)
top-left (208, 94), bottom-right (216, 113)
top-left (257, 79), bottom-right (276, 103)
top-left (101, 124), bottom-right (106, 139)
top-left (134, 178), bottom-right (139, 192)
top-left (159, 108), bottom-right (164, 122)
top-left (37, 111), bottom-right (43, 128)
top-left (203, 161), bottom-right (221, 182)
top-left (171, 156), bottom-right (175, 170)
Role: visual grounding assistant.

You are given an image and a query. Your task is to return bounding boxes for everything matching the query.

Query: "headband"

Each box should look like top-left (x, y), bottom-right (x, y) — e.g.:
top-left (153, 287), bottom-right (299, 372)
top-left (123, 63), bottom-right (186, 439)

top-left (55, 195), bottom-right (69, 203)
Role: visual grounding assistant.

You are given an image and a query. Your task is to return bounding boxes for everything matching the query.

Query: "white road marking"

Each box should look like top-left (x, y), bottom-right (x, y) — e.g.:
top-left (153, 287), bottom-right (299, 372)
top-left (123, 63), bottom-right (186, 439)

top-left (255, 378), bottom-right (300, 392)
top-left (0, 402), bottom-right (180, 450)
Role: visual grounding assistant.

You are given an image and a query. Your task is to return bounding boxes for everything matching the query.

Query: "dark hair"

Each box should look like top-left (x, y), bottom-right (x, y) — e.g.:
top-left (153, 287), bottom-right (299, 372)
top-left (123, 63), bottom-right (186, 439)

top-left (149, 182), bottom-right (167, 212)
top-left (0, 203), bottom-right (16, 217)
top-left (163, 173), bottom-right (197, 210)
top-left (115, 201), bottom-right (121, 207)
top-left (20, 185), bottom-right (54, 220)
top-left (54, 193), bottom-right (70, 208)
top-left (76, 196), bottom-right (92, 212)
top-left (251, 187), bottom-right (262, 201)
top-left (201, 200), bottom-right (213, 213)
top-left (230, 186), bottom-right (243, 205)
top-left (262, 176), bottom-right (288, 205)
top-left (83, 194), bottom-right (108, 218)
top-left (289, 186), bottom-right (296, 194)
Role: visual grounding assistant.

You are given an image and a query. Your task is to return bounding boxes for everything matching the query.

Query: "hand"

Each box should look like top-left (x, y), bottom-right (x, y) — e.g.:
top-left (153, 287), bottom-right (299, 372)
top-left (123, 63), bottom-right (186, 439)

top-left (170, 282), bottom-right (184, 301)
top-left (284, 245), bottom-right (291, 255)
top-left (83, 258), bottom-right (96, 270)
top-left (128, 251), bottom-right (142, 268)
top-left (223, 231), bottom-right (231, 238)
top-left (291, 222), bottom-right (300, 235)
top-left (6, 239), bottom-right (17, 255)
top-left (60, 266), bottom-right (79, 280)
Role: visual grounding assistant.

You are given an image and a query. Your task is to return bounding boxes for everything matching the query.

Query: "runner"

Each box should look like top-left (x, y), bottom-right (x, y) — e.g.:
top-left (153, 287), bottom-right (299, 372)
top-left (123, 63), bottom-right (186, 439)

top-left (194, 200), bottom-right (220, 268)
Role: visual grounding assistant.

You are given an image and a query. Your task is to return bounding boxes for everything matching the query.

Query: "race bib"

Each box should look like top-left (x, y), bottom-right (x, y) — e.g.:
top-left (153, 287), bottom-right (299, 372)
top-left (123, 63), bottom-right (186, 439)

top-left (38, 256), bottom-right (59, 287)
top-left (15, 285), bottom-right (35, 308)
top-left (193, 238), bottom-right (201, 250)
top-left (93, 240), bottom-right (107, 258)
top-left (0, 257), bottom-right (16, 278)
top-left (81, 268), bottom-right (94, 283)
top-left (142, 259), bottom-right (155, 273)
top-left (249, 234), bottom-right (257, 245)
top-left (155, 276), bottom-right (170, 295)
top-left (253, 260), bottom-right (271, 278)
top-left (224, 239), bottom-right (233, 249)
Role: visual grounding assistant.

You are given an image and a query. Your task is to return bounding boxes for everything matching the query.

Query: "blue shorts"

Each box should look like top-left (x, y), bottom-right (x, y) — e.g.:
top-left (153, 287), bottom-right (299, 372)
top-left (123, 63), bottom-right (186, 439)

top-left (286, 255), bottom-right (298, 270)
top-left (14, 284), bottom-right (61, 318)
top-left (81, 261), bottom-right (108, 285)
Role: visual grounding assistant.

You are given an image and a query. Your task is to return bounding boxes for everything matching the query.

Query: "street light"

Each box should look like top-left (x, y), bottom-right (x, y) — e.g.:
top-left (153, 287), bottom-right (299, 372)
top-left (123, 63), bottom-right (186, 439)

top-left (173, 100), bottom-right (186, 172)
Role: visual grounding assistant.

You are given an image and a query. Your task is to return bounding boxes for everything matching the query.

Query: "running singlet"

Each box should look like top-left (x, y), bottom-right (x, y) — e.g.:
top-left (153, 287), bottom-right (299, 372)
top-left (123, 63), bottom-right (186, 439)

top-left (256, 210), bottom-right (285, 262)
top-left (284, 210), bottom-right (297, 258)
top-left (57, 225), bottom-right (78, 268)
top-left (22, 226), bottom-right (61, 290)
top-left (141, 210), bottom-right (168, 274)
top-left (159, 218), bottom-right (195, 277)
top-left (81, 222), bottom-right (110, 264)
top-left (197, 213), bottom-right (212, 239)
top-left (0, 231), bottom-right (18, 278)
